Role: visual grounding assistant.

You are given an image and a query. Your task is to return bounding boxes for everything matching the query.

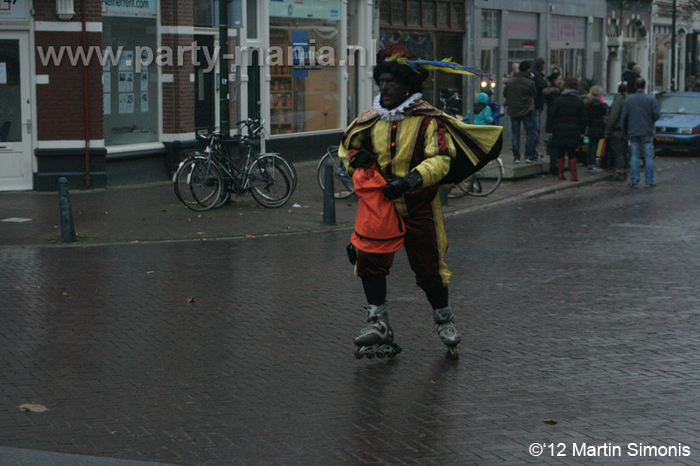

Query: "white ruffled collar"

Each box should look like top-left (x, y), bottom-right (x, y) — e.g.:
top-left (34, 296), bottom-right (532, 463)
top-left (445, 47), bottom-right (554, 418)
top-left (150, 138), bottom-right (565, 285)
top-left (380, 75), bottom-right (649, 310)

top-left (373, 93), bottom-right (423, 121)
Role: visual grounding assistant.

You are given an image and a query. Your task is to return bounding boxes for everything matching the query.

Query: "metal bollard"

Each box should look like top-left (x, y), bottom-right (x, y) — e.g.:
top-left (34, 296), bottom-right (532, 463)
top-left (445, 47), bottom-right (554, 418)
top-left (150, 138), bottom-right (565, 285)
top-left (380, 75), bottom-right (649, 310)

top-left (439, 186), bottom-right (449, 207)
top-left (58, 177), bottom-right (76, 243)
top-left (322, 159), bottom-right (336, 225)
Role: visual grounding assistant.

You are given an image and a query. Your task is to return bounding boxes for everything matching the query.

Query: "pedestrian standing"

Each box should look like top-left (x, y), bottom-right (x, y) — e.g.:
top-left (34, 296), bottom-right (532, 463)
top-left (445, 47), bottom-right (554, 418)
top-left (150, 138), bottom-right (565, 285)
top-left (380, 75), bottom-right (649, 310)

top-left (584, 85), bottom-right (607, 172)
top-left (504, 61), bottom-right (537, 163)
top-left (621, 62), bottom-right (638, 94)
top-left (339, 50), bottom-right (502, 359)
top-left (605, 84), bottom-right (629, 181)
top-left (543, 72), bottom-right (564, 175)
top-left (621, 77), bottom-right (661, 187)
top-left (532, 58), bottom-right (548, 159)
top-left (548, 77), bottom-right (588, 181)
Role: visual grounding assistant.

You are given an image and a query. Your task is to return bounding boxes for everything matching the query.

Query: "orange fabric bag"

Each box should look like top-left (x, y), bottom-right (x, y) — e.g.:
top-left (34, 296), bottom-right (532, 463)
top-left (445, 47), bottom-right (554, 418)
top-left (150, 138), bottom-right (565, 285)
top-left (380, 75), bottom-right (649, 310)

top-left (350, 166), bottom-right (405, 254)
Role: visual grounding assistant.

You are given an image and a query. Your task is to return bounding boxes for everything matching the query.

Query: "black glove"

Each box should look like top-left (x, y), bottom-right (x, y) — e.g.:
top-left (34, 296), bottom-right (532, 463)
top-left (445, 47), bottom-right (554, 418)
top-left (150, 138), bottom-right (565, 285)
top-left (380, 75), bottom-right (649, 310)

top-left (383, 171), bottom-right (423, 200)
top-left (349, 150), bottom-right (376, 170)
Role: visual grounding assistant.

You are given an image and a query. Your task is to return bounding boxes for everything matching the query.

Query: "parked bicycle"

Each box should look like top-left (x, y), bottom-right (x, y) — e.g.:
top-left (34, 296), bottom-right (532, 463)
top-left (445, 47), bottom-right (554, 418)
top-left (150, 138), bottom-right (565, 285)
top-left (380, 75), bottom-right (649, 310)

top-left (173, 118), bottom-right (296, 211)
top-left (448, 157), bottom-right (504, 198)
top-left (316, 145), bottom-right (355, 199)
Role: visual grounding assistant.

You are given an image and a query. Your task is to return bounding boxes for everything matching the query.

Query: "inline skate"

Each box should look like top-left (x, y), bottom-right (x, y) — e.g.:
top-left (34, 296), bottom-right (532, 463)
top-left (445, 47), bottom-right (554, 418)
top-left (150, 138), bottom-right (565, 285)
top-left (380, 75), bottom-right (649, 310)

top-left (353, 303), bottom-right (402, 359)
top-left (433, 306), bottom-right (460, 359)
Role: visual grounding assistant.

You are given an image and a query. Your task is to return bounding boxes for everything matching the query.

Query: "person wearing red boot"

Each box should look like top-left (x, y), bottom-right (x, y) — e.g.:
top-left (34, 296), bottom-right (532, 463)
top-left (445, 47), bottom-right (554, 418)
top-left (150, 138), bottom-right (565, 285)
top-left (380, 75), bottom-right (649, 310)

top-left (548, 77), bottom-right (587, 181)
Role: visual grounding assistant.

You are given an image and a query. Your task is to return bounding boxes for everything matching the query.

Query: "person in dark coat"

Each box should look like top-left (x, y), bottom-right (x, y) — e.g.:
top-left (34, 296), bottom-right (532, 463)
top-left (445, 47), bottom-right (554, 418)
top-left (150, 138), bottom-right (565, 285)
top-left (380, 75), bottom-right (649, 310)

top-left (532, 58), bottom-right (548, 157)
top-left (503, 61), bottom-right (537, 163)
top-left (548, 77), bottom-right (588, 181)
top-left (584, 85), bottom-right (608, 172)
top-left (621, 62), bottom-right (638, 94)
top-left (542, 72), bottom-right (564, 175)
top-left (605, 84), bottom-right (628, 180)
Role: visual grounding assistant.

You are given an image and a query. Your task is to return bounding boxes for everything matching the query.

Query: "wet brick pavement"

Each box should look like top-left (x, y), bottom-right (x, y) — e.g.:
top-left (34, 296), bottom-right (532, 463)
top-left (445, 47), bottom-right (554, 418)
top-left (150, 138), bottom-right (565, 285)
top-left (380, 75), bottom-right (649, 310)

top-left (1, 156), bottom-right (700, 465)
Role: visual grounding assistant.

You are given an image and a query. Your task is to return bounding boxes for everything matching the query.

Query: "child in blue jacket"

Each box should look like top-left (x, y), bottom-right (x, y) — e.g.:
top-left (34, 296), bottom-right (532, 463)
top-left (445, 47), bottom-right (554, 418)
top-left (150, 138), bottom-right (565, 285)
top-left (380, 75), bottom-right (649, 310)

top-left (473, 92), bottom-right (494, 125)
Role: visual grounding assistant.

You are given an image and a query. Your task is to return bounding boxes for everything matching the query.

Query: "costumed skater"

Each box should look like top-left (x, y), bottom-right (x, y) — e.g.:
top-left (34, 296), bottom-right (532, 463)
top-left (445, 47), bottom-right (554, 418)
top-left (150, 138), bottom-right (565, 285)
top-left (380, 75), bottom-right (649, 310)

top-left (340, 49), bottom-right (503, 359)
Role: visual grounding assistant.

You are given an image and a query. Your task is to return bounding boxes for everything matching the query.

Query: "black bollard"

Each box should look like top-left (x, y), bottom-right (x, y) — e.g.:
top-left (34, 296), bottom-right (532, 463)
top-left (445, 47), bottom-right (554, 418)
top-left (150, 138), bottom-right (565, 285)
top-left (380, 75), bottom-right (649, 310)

top-left (322, 159), bottom-right (336, 225)
top-left (58, 177), bottom-right (76, 243)
top-left (439, 186), bottom-right (449, 207)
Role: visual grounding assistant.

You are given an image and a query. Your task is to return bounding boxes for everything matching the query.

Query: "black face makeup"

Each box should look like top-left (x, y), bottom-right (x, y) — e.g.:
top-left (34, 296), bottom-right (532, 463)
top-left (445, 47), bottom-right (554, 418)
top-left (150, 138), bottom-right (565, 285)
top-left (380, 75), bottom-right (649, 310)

top-left (377, 72), bottom-right (410, 110)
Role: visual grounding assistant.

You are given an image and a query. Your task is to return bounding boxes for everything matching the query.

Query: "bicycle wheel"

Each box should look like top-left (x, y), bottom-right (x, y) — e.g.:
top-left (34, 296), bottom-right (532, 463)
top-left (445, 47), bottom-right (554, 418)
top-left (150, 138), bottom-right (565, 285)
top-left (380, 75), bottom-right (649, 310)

top-left (189, 158), bottom-right (224, 211)
top-left (466, 158), bottom-right (504, 197)
top-left (174, 157), bottom-right (204, 209)
top-left (317, 149), bottom-right (355, 199)
top-left (249, 155), bottom-right (295, 208)
top-left (447, 178), bottom-right (472, 199)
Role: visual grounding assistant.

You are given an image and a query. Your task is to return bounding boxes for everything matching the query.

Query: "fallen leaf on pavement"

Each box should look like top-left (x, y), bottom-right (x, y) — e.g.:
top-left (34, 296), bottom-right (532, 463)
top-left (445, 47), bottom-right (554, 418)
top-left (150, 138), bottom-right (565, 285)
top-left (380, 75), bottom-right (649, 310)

top-left (245, 234), bottom-right (255, 238)
top-left (544, 419), bottom-right (558, 425)
top-left (187, 297), bottom-right (196, 304)
top-left (196, 232), bottom-right (206, 235)
top-left (19, 403), bottom-right (49, 413)
top-left (146, 271), bottom-right (155, 274)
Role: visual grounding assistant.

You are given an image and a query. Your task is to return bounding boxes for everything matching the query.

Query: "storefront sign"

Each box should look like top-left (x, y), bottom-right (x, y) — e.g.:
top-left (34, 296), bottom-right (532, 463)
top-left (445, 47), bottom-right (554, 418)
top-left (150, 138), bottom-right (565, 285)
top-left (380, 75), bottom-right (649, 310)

top-left (507, 12), bottom-right (537, 40)
top-left (550, 16), bottom-right (586, 42)
top-left (102, 0), bottom-right (157, 18)
top-left (0, 0), bottom-right (27, 19)
top-left (270, 0), bottom-right (340, 21)
top-left (292, 31), bottom-right (309, 77)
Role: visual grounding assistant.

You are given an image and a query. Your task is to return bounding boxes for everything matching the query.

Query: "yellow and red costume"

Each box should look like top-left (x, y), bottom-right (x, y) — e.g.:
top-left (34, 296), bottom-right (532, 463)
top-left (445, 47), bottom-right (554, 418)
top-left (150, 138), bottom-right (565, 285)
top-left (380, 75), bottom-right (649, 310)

top-left (340, 95), bottom-right (502, 294)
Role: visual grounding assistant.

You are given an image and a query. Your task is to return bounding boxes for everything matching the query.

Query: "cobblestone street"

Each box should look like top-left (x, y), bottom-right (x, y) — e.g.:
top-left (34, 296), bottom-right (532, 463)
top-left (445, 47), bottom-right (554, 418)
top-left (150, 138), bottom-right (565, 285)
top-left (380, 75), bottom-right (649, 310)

top-left (2, 157), bottom-right (700, 465)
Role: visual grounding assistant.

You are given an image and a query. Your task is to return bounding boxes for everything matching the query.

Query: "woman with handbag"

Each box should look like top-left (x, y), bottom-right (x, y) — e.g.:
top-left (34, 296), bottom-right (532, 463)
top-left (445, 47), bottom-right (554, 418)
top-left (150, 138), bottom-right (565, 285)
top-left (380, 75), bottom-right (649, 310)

top-left (548, 78), bottom-right (588, 181)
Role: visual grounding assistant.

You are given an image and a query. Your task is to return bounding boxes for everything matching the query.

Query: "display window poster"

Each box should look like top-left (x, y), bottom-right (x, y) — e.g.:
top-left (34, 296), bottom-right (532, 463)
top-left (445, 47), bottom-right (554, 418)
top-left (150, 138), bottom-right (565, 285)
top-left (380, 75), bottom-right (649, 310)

top-left (140, 92), bottom-right (148, 112)
top-left (119, 93), bottom-right (134, 114)
top-left (292, 31), bottom-right (308, 77)
top-left (103, 72), bottom-right (111, 91)
top-left (0, 63), bottom-right (7, 85)
top-left (118, 72), bottom-right (134, 92)
top-left (0, 0), bottom-right (27, 18)
top-left (104, 94), bottom-right (111, 114)
top-left (270, 0), bottom-right (340, 20)
top-left (140, 72), bottom-right (148, 91)
top-left (118, 51), bottom-right (134, 71)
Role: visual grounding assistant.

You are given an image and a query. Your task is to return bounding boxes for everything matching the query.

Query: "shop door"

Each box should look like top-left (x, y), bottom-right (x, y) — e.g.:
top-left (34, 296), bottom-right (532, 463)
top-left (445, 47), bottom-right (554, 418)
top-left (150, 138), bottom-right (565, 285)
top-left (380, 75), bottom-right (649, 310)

top-left (0, 32), bottom-right (32, 191)
top-left (194, 35), bottom-right (215, 132)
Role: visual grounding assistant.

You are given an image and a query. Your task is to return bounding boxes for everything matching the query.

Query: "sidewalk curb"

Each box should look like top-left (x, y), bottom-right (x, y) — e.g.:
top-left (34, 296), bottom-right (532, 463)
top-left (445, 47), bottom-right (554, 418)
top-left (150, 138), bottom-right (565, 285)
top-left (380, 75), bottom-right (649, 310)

top-left (445, 172), bottom-right (612, 219)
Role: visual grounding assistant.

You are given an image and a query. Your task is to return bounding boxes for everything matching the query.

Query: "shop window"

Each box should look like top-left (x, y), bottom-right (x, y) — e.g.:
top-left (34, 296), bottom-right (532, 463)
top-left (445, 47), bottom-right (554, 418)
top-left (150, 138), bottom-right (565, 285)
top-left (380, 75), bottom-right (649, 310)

top-left (436, 6), bottom-right (448, 28)
top-left (422, 2), bottom-right (435, 27)
top-left (102, 16), bottom-right (158, 146)
top-left (378, 29), bottom-right (461, 106)
top-left (269, 1), bottom-right (341, 135)
top-left (194, 0), bottom-right (214, 27)
top-left (246, 0), bottom-right (257, 39)
top-left (391, 1), bottom-right (406, 25)
top-left (380, 1), bottom-right (391, 23)
top-left (508, 38), bottom-right (536, 64)
top-left (407, 1), bottom-right (421, 26)
top-left (382, 0), bottom-right (465, 32)
top-left (436, 32), bottom-right (463, 114)
top-left (195, 0), bottom-right (243, 29)
top-left (450, 3), bottom-right (463, 29)
top-left (481, 10), bottom-right (500, 39)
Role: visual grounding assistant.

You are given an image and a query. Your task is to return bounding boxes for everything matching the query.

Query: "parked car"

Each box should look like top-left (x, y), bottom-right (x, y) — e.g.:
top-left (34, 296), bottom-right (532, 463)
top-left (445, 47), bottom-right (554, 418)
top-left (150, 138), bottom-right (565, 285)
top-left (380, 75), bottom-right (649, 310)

top-left (654, 92), bottom-right (700, 154)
